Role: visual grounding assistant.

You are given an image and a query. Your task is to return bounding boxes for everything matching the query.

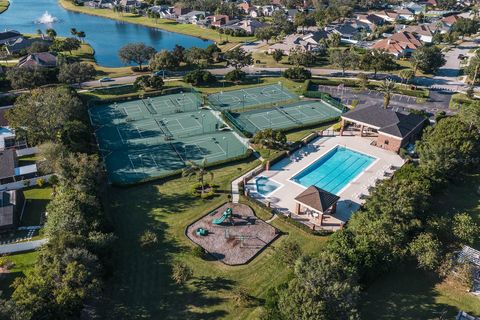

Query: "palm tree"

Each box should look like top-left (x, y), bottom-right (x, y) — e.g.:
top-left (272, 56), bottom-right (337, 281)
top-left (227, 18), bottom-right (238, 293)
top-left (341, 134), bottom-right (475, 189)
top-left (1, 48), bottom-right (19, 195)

top-left (399, 69), bottom-right (414, 87)
top-left (182, 159), bottom-right (213, 195)
top-left (379, 79), bottom-right (396, 109)
top-left (45, 28), bottom-right (57, 40)
top-left (70, 28), bottom-right (78, 38)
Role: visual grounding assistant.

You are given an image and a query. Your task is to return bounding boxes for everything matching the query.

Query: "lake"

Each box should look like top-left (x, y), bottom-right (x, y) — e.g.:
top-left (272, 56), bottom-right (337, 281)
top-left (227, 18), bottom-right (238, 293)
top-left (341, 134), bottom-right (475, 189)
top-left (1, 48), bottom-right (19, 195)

top-left (1, 0), bottom-right (212, 67)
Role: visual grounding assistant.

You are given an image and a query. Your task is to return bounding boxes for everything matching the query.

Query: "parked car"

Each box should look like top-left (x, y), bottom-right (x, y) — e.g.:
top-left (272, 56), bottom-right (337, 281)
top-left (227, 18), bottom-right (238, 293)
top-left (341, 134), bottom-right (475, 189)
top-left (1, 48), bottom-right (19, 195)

top-left (99, 77), bottom-right (113, 83)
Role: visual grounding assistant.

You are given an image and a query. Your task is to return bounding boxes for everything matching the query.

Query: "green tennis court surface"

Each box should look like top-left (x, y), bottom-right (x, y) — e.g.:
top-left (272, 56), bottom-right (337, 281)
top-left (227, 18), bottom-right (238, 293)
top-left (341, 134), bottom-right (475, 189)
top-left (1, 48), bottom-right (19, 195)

top-left (227, 100), bottom-right (343, 134)
top-left (89, 93), bottom-right (248, 185)
top-left (207, 84), bottom-right (298, 110)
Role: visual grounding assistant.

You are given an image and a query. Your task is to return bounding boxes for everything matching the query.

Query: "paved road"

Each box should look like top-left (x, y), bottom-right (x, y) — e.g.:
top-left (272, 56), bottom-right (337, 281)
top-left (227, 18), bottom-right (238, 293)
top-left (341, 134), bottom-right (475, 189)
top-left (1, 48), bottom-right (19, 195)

top-left (0, 239), bottom-right (47, 254)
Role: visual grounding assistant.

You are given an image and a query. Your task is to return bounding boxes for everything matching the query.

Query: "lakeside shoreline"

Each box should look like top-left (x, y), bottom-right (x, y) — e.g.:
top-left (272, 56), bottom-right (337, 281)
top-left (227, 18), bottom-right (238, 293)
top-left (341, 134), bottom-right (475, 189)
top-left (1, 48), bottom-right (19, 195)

top-left (58, 0), bottom-right (255, 47)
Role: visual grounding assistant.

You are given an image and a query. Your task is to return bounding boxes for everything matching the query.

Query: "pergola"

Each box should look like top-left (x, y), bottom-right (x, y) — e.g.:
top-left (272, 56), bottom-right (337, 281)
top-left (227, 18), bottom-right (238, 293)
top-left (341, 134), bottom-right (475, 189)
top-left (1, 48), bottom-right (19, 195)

top-left (294, 186), bottom-right (340, 226)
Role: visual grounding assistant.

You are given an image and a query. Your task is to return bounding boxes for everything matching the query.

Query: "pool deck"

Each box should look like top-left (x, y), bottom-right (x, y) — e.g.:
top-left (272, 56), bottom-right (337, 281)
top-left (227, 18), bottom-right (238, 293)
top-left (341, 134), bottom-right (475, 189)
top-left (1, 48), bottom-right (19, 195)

top-left (246, 135), bottom-right (404, 230)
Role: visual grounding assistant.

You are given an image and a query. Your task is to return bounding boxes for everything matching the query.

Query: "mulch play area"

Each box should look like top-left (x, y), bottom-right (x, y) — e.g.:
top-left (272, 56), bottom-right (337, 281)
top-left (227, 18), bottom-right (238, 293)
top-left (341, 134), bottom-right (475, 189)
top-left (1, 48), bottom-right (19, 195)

top-left (186, 203), bottom-right (278, 265)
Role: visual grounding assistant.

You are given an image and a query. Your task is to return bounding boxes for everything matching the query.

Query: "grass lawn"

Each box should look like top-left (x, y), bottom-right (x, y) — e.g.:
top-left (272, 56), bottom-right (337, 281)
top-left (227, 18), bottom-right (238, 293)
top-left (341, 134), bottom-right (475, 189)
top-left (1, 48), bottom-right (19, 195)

top-left (59, 0), bottom-right (255, 46)
top-left (0, 251), bottom-right (38, 298)
top-left (0, 0), bottom-right (8, 14)
top-left (362, 173), bottom-right (480, 319)
top-left (21, 186), bottom-right (53, 227)
top-left (101, 156), bottom-right (328, 319)
top-left (449, 93), bottom-right (478, 110)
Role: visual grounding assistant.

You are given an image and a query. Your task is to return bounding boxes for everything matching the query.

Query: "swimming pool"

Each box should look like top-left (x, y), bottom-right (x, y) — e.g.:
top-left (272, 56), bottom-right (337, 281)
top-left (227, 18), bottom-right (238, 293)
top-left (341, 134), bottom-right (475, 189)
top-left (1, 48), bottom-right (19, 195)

top-left (291, 146), bottom-right (375, 194)
top-left (255, 177), bottom-right (281, 196)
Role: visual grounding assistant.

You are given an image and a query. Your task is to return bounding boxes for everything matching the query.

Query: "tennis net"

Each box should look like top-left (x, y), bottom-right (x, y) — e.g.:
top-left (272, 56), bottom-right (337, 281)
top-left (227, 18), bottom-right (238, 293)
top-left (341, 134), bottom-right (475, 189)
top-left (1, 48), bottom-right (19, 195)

top-left (275, 107), bottom-right (302, 125)
top-left (143, 99), bottom-right (157, 115)
top-left (169, 142), bottom-right (185, 162)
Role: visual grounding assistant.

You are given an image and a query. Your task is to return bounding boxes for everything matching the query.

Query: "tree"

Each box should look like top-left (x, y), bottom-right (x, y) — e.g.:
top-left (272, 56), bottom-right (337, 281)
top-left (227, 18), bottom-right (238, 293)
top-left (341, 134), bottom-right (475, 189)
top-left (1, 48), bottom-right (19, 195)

top-left (149, 75), bottom-right (164, 90)
top-left (204, 44), bottom-right (221, 63)
top-left (76, 31), bottom-right (86, 43)
top-left (58, 62), bottom-right (96, 87)
top-left (288, 48), bottom-right (315, 67)
top-left (329, 49), bottom-right (352, 76)
top-left (277, 253), bottom-right (360, 320)
top-left (458, 101), bottom-right (480, 131)
top-left (133, 75), bottom-right (151, 90)
top-left (399, 69), bottom-right (415, 86)
top-left (225, 69), bottom-right (247, 83)
top-left (183, 69), bottom-right (216, 86)
top-left (465, 49), bottom-right (480, 84)
top-left (70, 28), bottom-right (78, 38)
top-left (282, 67), bottom-right (311, 81)
top-left (328, 32), bottom-right (341, 47)
top-left (45, 28), bottom-right (57, 39)
top-left (5, 67), bottom-right (47, 90)
top-left (139, 230), bottom-right (158, 248)
top-left (171, 261), bottom-right (193, 285)
top-left (252, 129), bottom-right (287, 149)
top-left (378, 79), bottom-right (396, 109)
top-left (224, 47), bottom-right (253, 70)
top-left (409, 233), bottom-right (442, 270)
top-left (52, 38), bottom-right (81, 54)
top-left (411, 46), bottom-right (446, 75)
top-left (182, 158), bottom-right (214, 194)
top-left (452, 213), bottom-right (479, 245)
top-left (149, 50), bottom-right (178, 76)
top-left (184, 46), bottom-right (206, 67)
top-left (118, 43), bottom-right (156, 70)
top-left (5, 87), bottom-right (84, 145)
top-left (27, 41), bottom-right (51, 54)
top-left (272, 10), bottom-right (295, 34)
top-left (357, 72), bottom-right (369, 89)
top-left (361, 49), bottom-right (396, 77)
top-left (272, 49), bottom-right (284, 63)
top-left (278, 240), bottom-right (302, 266)
top-left (172, 44), bottom-right (186, 65)
top-left (255, 26), bottom-right (275, 44)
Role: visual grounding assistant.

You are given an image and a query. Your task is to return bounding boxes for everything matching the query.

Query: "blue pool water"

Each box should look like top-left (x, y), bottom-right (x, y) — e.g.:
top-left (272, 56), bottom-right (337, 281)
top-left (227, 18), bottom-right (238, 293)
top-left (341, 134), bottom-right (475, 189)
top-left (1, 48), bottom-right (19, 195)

top-left (256, 177), bottom-right (280, 196)
top-left (292, 146), bottom-right (375, 194)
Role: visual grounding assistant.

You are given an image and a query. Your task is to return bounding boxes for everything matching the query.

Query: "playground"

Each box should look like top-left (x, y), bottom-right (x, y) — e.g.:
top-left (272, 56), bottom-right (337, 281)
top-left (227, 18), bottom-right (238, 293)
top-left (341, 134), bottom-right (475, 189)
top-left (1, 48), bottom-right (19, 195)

top-left (88, 93), bottom-right (248, 185)
top-left (227, 100), bottom-right (343, 134)
top-left (207, 84), bottom-right (298, 111)
top-left (186, 203), bottom-right (278, 265)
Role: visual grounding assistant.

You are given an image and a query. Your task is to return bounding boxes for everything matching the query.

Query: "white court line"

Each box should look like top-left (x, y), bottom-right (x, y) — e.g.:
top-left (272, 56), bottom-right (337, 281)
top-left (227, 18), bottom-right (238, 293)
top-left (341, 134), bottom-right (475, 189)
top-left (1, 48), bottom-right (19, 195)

top-left (116, 126), bottom-right (125, 144)
top-left (127, 155), bottom-right (138, 173)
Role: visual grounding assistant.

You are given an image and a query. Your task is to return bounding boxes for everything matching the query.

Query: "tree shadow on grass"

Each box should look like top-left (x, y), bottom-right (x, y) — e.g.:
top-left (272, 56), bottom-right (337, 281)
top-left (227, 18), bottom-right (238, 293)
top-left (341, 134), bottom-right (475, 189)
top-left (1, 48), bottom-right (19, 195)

top-left (101, 183), bottom-right (232, 319)
top-left (360, 263), bottom-right (459, 320)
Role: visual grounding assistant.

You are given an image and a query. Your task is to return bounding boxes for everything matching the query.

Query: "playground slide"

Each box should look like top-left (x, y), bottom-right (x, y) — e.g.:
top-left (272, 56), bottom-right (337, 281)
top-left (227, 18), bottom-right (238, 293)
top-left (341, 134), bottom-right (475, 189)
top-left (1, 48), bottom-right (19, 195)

top-left (212, 213), bottom-right (228, 225)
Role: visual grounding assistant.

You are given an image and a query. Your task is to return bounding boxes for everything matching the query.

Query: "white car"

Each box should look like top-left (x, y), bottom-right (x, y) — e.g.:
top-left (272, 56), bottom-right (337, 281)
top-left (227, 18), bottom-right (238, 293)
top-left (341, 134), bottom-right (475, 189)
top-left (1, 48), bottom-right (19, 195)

top-left (99, 77), bottom-right (113, 83)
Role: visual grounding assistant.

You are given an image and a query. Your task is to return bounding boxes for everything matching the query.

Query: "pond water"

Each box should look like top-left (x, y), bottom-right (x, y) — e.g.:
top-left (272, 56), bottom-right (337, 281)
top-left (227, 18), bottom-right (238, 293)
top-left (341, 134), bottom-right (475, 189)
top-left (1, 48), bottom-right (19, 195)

top-left (1, 0), bottom-right (212, 67)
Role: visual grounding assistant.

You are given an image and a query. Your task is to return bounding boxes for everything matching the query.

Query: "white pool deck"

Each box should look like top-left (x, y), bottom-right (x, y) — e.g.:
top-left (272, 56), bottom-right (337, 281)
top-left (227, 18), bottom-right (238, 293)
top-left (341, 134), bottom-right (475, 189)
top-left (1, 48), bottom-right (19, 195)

top-left (246, 135), bottom-right (404, 230)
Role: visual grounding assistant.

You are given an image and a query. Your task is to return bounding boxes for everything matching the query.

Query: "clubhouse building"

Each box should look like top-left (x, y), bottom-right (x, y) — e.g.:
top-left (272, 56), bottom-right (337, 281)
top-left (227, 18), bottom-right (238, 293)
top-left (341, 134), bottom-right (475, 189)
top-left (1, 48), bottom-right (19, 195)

top-left (339, 105), bottom-right (427, 153)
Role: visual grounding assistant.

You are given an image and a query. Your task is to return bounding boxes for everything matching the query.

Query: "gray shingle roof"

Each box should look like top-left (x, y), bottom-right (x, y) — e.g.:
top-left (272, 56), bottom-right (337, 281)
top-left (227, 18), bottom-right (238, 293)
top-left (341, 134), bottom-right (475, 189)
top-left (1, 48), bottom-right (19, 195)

top-left (342, 105), bottom-right (426, 139)
top-left (0, 149), bottom-right (16, 180)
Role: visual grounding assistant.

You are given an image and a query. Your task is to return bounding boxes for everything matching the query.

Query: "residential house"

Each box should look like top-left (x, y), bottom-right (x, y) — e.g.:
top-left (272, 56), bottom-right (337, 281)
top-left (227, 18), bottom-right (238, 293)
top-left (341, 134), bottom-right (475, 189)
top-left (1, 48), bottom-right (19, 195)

top-left (396, 8), bottom-right (416, 21)
top-left (403, 24), bottom-right (434, 43)
top-left (260, 5), bottom-right (281, 17)
top-left (223, 19), bottom-right (266, 35)
top-left (356, 13), bottom-right (386, 30)
top-left (403, 1), bottom-right (425, 15)
top-left (372, 10), bottom-right (399, 22)
top-left (4, 37), bottom-right (52, 55)
top-left (340, 105), bottom-right (427, 153)
top-left (0, 190), bottom-right (24, 232)
top-left (372, 30), bottom-right (423, 57)
top-left (0, 106), bottom-right (26, 151)
top-left (177, 11), bottom-right (207, 24)
top-left (173, 6), bottom-right (190, 17)
top-left (84, 0), bottom-right (114, 9)
top-left (330, 20), bottom-right (372, 44)
top-left (17, 52), bottom-right (57, 68)
top-left (0, 149), bottom-right (38, 185)
top-left (441, 14), bottom-right (460, 27)
top-left (237, 2), bottom-right (251, 14)
top-left (267, 33), bottom-right (324, 55)
top-left (207, 14), bottom-right (230, 27)
top-left (0, 30), bottom-right (22, 45)
top-left (457, 311), bottom-right (480, 320)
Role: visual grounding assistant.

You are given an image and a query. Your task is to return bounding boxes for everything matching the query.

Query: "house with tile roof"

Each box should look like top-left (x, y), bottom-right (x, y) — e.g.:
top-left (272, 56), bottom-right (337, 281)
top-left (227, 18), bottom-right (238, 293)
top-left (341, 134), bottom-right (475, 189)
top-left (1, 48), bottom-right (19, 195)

top-left (402, 24), bottom-right (435, 43)
top-left (372, 30), bottom-right (423, 57)
top-left (340, 105), bottom-right (427, 153)
top-left (17, 52), bottom-right (57, 68)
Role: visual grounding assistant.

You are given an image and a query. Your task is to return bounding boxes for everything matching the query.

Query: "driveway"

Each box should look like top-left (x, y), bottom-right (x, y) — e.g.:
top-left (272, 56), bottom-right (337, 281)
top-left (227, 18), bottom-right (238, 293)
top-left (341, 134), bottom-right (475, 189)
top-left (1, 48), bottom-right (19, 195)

top-left (0, 239), bottom-right (47, 254)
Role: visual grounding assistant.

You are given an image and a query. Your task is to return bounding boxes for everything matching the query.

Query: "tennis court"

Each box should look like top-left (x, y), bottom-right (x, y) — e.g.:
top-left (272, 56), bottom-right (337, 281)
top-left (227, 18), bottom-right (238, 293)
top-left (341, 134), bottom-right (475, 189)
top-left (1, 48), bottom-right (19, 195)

top-left (228, 100), bottom-right (343, 134)
top-left (207, 84), bottom-right (298, 110)
top-left (89, 93), bottom-right (249, 185)
top-left (89, 92), bottom-right (202, 126)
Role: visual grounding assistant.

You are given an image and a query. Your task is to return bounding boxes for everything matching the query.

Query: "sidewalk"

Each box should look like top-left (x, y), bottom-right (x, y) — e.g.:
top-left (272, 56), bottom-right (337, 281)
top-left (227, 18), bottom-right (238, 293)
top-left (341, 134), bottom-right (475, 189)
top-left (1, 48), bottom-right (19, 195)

top-left (0, 239), bottom-right (47, 254)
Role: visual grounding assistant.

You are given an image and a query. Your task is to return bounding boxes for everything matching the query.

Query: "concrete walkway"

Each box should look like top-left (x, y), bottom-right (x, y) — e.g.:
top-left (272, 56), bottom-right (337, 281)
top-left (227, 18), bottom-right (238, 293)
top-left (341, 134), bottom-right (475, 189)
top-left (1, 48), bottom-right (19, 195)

top-left (0, 239), bottom-right (47, 254)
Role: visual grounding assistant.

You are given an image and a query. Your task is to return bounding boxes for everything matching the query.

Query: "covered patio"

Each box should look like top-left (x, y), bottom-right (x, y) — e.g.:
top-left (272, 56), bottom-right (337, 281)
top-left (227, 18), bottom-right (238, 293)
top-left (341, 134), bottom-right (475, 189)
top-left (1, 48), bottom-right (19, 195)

top-left (293, 186), bottom-right (340, 228)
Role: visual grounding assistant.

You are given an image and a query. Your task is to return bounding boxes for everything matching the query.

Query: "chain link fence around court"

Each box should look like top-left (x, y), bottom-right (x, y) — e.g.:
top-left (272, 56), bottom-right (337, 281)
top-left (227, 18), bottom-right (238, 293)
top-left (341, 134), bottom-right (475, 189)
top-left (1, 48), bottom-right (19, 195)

top-left (207, 83), bottom-right (299, 111)
top-left (226, 100), bottom-right (343, 135)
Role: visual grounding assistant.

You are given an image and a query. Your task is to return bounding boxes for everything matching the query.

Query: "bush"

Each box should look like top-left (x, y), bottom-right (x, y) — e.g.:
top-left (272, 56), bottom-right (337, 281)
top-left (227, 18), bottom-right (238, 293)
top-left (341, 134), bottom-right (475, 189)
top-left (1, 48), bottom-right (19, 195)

top-left (231, 288), bottom-right (252, 307)
top-left (139, 230), bottom-right (158, 248)
top-left (282, 67), bottom-right (311, 81)
top-left (36, 178), bottom-right (46, 187)
top-left (183, 70), bottom-right (216, 86)
top-left (171, 261), bottom-right (193, 284)
top-left (278, 240), bottom-right (302, 266)
top-left (225, 69), bottom-right (247, 83)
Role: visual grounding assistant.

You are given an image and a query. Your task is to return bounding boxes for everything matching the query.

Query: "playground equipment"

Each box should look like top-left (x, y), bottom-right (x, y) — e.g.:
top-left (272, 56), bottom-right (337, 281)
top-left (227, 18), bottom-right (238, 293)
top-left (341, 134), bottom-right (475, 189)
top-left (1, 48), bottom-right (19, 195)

top-left (196, 228), bottom-right (208, 236)
top-left (212, 208), bottom-right (233, 225)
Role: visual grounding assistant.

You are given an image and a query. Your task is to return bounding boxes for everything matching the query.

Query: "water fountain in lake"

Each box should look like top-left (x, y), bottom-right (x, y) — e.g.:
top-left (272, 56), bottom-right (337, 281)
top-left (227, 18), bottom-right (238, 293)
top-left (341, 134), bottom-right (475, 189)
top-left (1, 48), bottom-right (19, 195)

top-left (36, 11), bottom-right (58, 24)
